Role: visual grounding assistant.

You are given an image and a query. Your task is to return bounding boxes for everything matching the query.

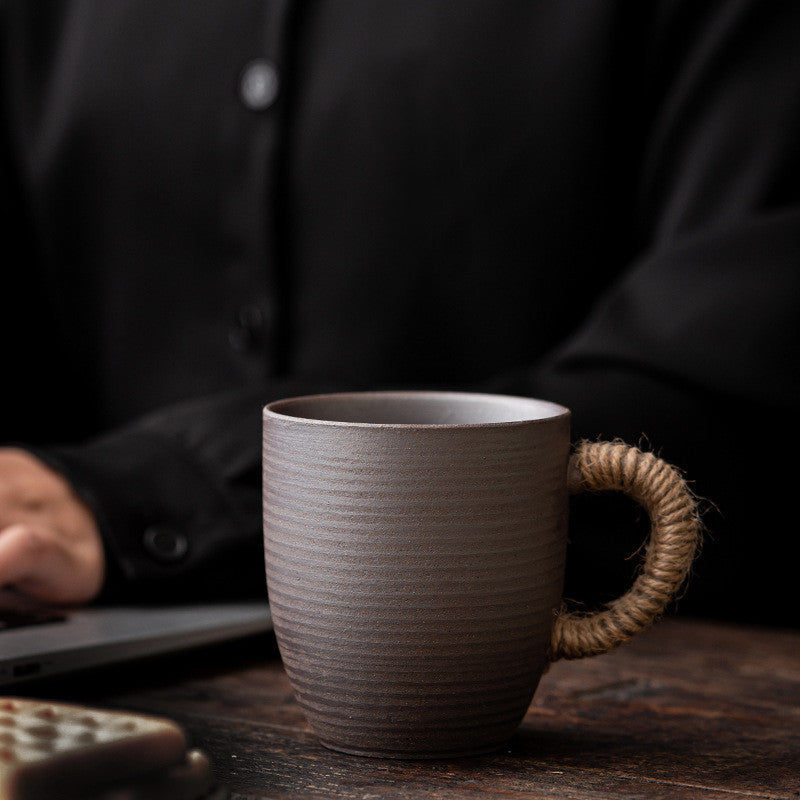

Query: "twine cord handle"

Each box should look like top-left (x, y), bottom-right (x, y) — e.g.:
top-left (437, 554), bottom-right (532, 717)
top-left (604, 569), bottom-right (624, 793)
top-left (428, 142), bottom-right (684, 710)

top-left (549, 440), bottom-right (701, 662)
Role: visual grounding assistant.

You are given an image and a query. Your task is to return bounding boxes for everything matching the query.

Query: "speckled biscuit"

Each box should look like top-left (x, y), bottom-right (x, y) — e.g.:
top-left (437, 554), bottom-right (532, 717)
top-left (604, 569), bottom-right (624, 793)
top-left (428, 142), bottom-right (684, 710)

top-left (0, 698), bottom-right (187, 800)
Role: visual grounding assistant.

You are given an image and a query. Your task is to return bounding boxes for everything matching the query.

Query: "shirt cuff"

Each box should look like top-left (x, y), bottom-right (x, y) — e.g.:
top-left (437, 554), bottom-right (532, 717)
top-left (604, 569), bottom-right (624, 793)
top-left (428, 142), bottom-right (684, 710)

top-left (30, 429), bottom-right (265, 603)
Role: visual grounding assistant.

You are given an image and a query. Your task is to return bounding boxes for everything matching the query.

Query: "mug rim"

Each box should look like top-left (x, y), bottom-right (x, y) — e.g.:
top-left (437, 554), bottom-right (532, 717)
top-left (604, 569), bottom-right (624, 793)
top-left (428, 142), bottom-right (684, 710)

top-left (263, 390), bottom-right (571, 429)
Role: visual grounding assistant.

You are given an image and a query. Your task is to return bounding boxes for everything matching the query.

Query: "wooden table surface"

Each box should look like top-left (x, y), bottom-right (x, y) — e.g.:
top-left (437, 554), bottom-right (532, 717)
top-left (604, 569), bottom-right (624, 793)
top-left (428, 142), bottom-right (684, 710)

top-left (16, 617), bottom-right (800, 800)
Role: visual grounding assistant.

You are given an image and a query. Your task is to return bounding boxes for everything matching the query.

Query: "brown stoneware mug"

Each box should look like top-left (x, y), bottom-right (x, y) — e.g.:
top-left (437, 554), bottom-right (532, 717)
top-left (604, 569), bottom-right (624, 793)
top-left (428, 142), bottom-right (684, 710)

top-left (263, 391), bottom-right (699, 758)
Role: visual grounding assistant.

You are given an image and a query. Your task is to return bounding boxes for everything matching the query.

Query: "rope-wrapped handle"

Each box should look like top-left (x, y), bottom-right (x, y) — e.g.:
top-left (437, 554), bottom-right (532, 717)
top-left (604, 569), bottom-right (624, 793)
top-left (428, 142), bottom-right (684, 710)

top-left (549, 441), bottom-right (701, 662)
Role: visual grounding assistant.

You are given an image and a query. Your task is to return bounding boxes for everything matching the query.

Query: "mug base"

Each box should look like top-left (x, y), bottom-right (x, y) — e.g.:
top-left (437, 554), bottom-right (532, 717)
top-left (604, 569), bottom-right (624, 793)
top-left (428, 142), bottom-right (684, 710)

top-left (317, 737), bottom-right (507, 760)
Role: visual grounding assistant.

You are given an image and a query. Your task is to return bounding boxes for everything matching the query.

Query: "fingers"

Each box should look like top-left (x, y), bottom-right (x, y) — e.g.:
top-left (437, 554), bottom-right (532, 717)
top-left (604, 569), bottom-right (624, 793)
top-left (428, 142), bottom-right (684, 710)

top-left (0, 448), bottom-right (92, 532)
top-left (0, 448), bottom-right (105, 605)
top-left (0, 522), bottom-right (104, 604)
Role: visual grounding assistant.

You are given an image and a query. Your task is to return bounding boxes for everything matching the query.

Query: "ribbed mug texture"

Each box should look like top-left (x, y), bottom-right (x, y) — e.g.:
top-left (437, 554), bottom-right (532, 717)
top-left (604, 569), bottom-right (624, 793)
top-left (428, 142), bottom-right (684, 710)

top-left (263, 398), bottom-right (570, 758)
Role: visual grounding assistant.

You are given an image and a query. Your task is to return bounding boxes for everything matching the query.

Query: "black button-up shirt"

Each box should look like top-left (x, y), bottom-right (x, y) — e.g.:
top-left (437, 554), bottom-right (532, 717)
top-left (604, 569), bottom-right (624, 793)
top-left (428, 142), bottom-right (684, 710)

top-left (2, 1), bottom-right (799, 622)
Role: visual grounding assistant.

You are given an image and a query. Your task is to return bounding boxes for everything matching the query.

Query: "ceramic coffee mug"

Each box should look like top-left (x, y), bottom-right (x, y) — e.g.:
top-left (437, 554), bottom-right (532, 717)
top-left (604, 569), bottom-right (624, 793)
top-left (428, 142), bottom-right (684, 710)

top-left (263, 391), bottom-right (699, 758)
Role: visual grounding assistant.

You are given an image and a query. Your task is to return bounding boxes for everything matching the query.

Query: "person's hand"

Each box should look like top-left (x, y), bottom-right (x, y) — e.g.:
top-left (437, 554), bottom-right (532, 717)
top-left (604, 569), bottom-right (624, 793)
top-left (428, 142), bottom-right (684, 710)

top-left (0, 448), bottom-right (104, 604)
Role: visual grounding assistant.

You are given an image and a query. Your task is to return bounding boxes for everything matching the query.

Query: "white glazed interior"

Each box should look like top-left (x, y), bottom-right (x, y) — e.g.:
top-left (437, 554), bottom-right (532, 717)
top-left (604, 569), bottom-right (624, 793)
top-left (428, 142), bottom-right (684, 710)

top-left (266, 391), bottom-right (569, 427)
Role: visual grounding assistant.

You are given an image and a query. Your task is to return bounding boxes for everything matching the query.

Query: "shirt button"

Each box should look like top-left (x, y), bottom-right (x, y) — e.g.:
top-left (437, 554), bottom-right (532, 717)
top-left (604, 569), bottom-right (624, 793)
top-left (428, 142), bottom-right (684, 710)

top-left (239, 59), bottom-right (280, 111)
top-left (142, 526), bottom-right (189, 564)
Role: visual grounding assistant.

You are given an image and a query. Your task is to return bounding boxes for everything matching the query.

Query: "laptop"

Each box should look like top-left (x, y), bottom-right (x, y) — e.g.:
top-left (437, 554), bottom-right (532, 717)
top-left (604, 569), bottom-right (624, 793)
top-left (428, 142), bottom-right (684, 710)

top-left (0, 588), bottom-right (272, 686)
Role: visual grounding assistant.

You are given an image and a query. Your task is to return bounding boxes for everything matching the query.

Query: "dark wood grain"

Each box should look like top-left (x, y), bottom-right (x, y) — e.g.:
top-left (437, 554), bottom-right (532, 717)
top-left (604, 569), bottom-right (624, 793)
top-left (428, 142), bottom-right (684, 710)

top-left (14, 619), bottom-right (800, 799)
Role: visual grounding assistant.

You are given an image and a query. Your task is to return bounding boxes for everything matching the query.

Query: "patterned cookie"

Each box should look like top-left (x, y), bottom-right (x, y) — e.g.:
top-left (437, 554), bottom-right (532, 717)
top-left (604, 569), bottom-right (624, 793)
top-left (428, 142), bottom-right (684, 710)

top-left (0, 698), bottom-right (187, 799)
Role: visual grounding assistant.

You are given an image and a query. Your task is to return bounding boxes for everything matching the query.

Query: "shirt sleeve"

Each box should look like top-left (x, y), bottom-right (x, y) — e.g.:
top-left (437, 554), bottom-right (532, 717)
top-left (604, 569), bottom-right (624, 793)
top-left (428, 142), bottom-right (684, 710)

top-left (488, 0), bottom-right (800, 624)
top-left (31, 380), bottom-right (343, 602)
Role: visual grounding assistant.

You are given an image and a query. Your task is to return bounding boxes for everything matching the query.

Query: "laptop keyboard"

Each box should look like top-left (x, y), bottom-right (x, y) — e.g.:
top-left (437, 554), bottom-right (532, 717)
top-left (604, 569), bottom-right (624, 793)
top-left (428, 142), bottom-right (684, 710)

top-left (0, 590), bottom-right (67, 630)
top-left (0, 607), bottom-right (67, 630)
